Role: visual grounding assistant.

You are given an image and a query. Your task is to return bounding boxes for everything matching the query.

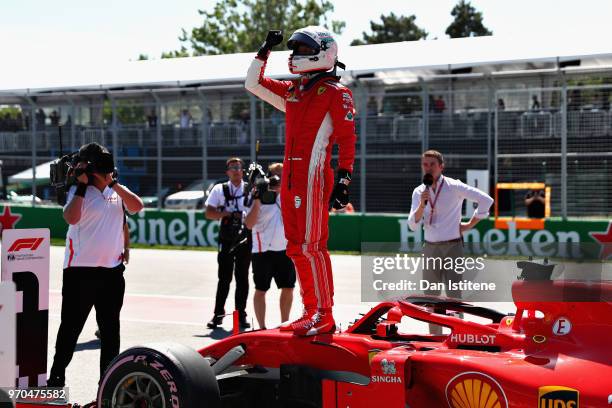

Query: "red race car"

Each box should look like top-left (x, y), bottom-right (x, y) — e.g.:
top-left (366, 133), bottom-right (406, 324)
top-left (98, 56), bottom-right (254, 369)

top-left (17, 261), bottom-right (612, 408)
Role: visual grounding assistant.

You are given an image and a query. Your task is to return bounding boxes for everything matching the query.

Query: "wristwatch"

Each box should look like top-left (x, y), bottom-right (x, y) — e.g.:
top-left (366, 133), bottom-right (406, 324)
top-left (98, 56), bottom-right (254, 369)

top-left (108, 179), bottom-right (118, 188)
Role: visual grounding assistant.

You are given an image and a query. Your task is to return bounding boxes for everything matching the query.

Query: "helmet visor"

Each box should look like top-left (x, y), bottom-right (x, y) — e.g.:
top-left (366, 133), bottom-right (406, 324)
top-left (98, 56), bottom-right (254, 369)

top-left (287, 32), bottom-right (320, 55)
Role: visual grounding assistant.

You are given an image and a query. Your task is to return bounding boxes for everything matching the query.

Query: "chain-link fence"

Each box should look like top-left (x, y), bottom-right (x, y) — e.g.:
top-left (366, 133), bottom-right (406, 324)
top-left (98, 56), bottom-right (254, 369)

top-left (0, 81), bottom-right (610, 217)
top-left (496, 85), bottom-right (612, 218)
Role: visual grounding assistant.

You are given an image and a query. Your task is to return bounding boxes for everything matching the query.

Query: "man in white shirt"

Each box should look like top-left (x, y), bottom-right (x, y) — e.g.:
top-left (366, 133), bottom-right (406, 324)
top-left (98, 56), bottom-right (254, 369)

top-left (408, 150), bottom-right (493, 332)
top-left (179, 109), bottom-right (192, 129)
top-left (205, 158), bottom-right (251, 329)
top-left (48, 142), bottom-right (143, 387)
top-left (244, 163), bottom-right (295, 329)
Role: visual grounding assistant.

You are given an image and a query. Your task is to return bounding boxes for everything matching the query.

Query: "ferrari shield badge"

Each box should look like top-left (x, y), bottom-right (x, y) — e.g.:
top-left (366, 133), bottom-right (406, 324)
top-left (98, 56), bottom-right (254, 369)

top-left (368, 350), bottom-right (380, 364)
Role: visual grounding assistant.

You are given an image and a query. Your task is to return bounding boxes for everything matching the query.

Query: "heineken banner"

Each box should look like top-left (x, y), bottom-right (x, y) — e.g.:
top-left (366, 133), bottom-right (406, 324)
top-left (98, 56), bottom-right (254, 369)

top-left (0, 205), bottom-right (611, 257)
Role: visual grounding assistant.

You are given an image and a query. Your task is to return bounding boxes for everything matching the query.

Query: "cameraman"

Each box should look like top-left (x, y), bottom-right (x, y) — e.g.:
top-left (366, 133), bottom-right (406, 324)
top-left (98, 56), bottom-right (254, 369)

top-left (205, 157), bottom-right (251, 329)
top-left (47, 142), bottom-right (143, 387)
top-left (244, 163), bottom-right (295, 329)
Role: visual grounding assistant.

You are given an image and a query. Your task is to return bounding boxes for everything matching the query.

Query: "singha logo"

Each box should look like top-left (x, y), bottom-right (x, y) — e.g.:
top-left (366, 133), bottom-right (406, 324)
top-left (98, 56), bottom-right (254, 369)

top-left (381, 359), bottom-right (396, 375)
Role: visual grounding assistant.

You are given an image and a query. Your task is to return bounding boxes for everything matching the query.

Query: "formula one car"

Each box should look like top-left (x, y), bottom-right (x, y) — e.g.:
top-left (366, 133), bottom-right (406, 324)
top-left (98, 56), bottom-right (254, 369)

top-left (16, 261), bottom-right (612, 407)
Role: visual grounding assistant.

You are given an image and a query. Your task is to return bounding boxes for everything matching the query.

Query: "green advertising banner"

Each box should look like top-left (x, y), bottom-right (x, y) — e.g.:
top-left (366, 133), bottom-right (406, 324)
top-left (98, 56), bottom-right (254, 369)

top-left (0, 205), bottom-right (67, 237)
top-left (0, 204), bottom-right (610, 257)
top-left (125, 209), bottom-right (219, 247)
top-left (336, 214), bottom-right (612, 258)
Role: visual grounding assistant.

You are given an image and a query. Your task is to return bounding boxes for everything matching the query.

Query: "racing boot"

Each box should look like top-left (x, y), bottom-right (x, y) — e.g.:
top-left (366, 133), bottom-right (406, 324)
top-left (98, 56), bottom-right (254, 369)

top-left (293, 309), bottom-right (335, 336)
top-left (207, 314), bottom-right (224, 329)
top-left (279, 308), bottom-right (316, 331)
top-left (239, 312), bottom-right (251, 329)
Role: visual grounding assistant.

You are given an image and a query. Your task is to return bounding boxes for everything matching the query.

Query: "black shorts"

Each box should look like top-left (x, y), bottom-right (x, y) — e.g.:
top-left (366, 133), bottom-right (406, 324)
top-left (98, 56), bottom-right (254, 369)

top-left (251, 250), bottom-right (296, 291)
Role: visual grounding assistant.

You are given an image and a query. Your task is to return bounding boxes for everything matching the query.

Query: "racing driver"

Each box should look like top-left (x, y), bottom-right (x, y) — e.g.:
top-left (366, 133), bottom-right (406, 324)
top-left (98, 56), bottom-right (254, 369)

top-left (245, 27), bottom-right (356, 336)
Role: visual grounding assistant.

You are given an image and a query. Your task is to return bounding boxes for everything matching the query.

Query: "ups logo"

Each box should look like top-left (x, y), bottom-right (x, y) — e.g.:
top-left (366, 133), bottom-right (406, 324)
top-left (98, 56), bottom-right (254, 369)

top-left (538, 386), bottom-right (579, 408)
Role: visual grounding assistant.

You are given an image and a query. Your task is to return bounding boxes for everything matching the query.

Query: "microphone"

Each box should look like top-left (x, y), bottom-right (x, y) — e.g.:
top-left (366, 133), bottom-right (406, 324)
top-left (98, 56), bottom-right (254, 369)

top-left (422, 173), bottom-right (434, 205)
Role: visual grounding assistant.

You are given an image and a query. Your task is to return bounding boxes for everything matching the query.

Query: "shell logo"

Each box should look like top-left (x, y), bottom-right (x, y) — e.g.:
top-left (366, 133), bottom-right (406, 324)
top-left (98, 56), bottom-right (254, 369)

top-left (446, 372), bottom-right (508, 408)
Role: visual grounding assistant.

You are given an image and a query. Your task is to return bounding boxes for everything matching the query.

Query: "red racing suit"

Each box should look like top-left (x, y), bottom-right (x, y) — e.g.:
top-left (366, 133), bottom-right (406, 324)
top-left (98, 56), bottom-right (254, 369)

top-left (245, 57), bottom-right (356, 310)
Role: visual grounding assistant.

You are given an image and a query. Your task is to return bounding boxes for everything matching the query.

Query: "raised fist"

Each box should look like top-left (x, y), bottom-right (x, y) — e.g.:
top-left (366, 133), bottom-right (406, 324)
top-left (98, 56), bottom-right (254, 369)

top-left (257, 30), bottom-right (283, 60)
top-left (265, 30), bottom-right (283, 47)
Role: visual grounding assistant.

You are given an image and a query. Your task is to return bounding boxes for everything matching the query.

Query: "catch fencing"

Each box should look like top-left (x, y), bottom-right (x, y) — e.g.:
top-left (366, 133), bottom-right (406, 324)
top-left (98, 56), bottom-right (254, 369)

top-left (0, 81), bottom-right (610, 217)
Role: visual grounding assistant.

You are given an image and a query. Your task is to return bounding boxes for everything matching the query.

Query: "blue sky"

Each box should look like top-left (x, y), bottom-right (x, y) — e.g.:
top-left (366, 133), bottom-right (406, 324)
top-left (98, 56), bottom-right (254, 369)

top-left (1, 0), bottom-right (610, 65)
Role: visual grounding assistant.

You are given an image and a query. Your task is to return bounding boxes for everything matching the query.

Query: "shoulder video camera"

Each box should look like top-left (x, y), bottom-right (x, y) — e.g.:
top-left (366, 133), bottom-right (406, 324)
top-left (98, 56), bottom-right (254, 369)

top-left (50, 151), bottom-right (81, 205)
top-left (244, 163), bottom-right (280, 206)
top-left (49, 142), bottom-right (116, 205)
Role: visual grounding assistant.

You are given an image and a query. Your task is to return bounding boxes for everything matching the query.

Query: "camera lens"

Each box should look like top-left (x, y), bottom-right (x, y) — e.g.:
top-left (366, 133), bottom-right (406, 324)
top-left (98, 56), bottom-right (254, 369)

top-left (269, 175), bottom-right (281, 187)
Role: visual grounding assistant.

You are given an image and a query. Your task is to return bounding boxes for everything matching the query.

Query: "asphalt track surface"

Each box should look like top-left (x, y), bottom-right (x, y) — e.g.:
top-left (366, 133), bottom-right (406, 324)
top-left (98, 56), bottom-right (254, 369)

top-left (45, 246), bottom-right (518, 404)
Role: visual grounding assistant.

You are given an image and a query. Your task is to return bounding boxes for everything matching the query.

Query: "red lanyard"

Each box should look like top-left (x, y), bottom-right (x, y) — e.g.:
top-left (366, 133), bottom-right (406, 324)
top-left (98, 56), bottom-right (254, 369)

top-left (428, 177), bottom-right (444, 225)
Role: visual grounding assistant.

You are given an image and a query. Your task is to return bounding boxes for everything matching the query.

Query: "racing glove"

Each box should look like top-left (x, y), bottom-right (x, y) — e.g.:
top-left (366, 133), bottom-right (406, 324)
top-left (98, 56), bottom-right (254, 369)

top-left (330, 169), bottom-right (351, 210)
top-left (257, 30), bottom-right (283, 60)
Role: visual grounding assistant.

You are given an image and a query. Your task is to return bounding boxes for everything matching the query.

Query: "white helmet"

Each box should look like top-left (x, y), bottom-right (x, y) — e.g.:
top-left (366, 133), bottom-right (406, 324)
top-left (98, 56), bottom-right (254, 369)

top-left (287, 26), bottom-right (338, 75)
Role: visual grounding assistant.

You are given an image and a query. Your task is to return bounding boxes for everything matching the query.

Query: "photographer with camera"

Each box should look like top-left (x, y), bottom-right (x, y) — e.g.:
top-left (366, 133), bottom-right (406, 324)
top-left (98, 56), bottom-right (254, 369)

top-left (47, 142), bottom-right (143, 387)
top-left (244, 163), bottom-right (295, 329)
top-left (205, 157), bottom-right (251, 329)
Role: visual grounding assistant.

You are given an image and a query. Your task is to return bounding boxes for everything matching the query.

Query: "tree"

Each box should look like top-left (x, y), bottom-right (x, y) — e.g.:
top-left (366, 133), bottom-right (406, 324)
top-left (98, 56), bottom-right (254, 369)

top-left (166, 0), bottom-right (344, 57)
top-left (161, 47), bottom-right (190, 59)
top-left (350, 13), bottom-right (427, 46)
top-left (103, 100), bottom-right (146, 125)
top-left (445, 0), bottom-right (492, 38)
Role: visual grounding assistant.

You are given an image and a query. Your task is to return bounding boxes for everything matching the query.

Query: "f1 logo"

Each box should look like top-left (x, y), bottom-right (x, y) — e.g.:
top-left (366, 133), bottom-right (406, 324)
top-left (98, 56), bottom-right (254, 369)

top-left (8, 238), bottom-right (44, 252)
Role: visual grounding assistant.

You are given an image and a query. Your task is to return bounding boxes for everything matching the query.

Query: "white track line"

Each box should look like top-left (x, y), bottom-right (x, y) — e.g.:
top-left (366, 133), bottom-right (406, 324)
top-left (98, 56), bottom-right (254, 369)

top-left (49, 289), bottom-right (211, 301)
top-left (48, 313), bottom-right (205, 327)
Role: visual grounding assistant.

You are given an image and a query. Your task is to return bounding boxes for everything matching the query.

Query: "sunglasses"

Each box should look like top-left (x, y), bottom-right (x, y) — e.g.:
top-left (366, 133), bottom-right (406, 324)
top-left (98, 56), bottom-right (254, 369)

top-left (227, 165), bottom-right (243, 171)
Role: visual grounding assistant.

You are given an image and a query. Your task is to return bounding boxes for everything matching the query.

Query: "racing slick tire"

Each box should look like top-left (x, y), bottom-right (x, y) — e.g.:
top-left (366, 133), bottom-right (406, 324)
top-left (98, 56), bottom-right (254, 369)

top-left (97, 342), bottom-right (219, 408)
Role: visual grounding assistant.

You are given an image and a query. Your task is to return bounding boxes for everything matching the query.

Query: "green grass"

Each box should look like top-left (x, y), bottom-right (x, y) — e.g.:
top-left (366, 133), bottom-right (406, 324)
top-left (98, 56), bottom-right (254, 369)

top-left (51, 237), bottom-right (217, 251)
top-left (51, 238), bottom-right (65, 247)
top-left (50, 237), bottom-right (360, 254)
